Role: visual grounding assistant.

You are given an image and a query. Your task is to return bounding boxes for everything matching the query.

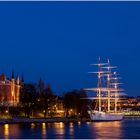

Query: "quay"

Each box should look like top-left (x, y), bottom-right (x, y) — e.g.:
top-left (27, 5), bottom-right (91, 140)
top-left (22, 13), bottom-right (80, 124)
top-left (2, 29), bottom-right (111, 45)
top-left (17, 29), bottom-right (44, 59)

top-left (0, 117), bottom-right (90, 124)
top-left (1, 113), bottom-right (140, 124)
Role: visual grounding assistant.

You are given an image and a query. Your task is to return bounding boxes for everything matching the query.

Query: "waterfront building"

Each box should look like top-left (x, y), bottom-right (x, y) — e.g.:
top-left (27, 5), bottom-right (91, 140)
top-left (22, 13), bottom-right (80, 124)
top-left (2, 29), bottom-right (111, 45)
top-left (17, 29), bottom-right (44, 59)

top-left (0, 72), bottom-right (21, 107)
top-left (55, 97), bottom-right (65, 117)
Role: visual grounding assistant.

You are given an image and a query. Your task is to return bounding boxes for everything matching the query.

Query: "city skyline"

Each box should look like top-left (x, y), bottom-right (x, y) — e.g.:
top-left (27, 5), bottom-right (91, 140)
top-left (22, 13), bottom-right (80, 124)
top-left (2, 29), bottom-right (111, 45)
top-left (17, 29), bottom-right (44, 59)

top-left (0, 2), bottom-right (140, 96)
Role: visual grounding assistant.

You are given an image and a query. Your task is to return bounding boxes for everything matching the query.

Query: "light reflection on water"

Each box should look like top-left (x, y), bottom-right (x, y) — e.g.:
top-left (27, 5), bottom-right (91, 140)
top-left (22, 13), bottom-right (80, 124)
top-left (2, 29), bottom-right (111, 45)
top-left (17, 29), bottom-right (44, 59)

top-left (42, 123), bottom-right (46, 139)
top-left (1, 118), bottom-right (140, 139)
top-left (78, 121), bottom-right (81, 127)
top-left (4, 124), bottom-right (9, 139)
top-left (89, 121), bottom-right (122, 139)
top-left (69, 122), bottom-right (74, 137)
top-left (53, 122), bottom-right (65, 135)
top-left (2, 123), bottom-right (20, 139)
top-left (31, 123), bottom-right (35, 129)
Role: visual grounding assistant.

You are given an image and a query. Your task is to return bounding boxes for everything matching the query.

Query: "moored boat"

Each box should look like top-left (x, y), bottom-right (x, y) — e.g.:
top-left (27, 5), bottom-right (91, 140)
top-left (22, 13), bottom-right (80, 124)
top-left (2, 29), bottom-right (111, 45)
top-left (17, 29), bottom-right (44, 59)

top-left (84, 57), bottom-right (125, 121)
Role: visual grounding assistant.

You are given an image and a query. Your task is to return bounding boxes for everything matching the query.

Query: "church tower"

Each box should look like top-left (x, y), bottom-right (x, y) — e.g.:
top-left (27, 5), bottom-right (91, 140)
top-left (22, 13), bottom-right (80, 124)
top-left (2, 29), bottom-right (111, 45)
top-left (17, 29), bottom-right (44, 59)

top-left (16, 75), bottom-right (20, 104)
top-left (11, 70), bottom-right (15, 106)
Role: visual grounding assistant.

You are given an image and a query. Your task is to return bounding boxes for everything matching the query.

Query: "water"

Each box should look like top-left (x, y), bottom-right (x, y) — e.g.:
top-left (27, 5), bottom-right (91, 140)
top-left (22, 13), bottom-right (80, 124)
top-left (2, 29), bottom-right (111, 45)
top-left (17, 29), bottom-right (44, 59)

top-left (0, 117), bottom-right (140, 139)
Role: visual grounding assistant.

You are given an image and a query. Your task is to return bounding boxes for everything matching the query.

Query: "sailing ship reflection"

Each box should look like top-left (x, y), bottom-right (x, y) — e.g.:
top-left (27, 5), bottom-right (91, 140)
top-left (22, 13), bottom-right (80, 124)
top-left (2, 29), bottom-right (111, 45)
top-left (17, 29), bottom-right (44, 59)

top-left (92, 121), bottom-right (122, 139)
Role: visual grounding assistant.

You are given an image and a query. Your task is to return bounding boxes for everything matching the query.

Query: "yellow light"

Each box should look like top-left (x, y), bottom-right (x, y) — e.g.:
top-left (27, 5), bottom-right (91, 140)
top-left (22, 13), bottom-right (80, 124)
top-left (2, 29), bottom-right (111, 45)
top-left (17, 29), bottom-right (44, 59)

top-left (42, 123), bottom-right (46, 129)
top-left (31, 123), bottom-right (35, 129)
top-left (60, 122), bottom-right (64, 128)
top-left (4, 124), bottom-right (9, 139)
top-left (42, 123), bottom-right (46, 139)
top-left (57, 110), bottom-right (64, 113)
top-left (53, 122), bottom-right (64, 135)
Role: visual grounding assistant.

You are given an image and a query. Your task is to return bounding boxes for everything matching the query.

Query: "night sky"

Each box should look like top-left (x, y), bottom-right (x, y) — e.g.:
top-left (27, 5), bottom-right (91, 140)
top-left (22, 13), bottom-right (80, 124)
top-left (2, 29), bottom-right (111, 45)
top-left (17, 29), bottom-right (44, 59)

top-left (0, 2), bottom-right (140, 96)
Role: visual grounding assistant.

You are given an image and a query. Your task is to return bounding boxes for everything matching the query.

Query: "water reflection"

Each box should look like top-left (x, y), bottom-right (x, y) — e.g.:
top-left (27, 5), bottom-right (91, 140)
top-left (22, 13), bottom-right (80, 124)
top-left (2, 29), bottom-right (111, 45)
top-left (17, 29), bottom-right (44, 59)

top-left (31, 123), bottom-right (35, 129)
top-left (91, 121), bottom-right (122, 139)
top-left (78, 121), bottom-right (81, 127)
top-left (42, 123), bottom-right (46, 139)
top-left (4, 124), bottom-right (9, 139)
top-left (3, 124), bottom-right (20, 139)
top-left (3, 118), bottom-right (140, 139)
top-left (59, 122), bottom-right (63, 128)
top-left (69, 122), bottom-right (74, 136)
top-left (53, 122), bottom-right (65, 135)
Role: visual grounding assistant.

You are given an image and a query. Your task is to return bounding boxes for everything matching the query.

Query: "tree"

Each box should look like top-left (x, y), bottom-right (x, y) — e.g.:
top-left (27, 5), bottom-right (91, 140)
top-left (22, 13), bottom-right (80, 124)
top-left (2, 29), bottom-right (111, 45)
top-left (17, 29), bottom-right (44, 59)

top-left (21, 83), bottom-right (37, 118)
top-left (77, 89), bottom-right (89, 118)
top-left (44, 84), bottom-right (56, 117)
top-left (63, 90), bottom-right (78, 118)
top-left (36, 79), bottom-right (45, 114)
top-left (38, 78), bottom-right (45, 96)
top-left (63, 89), bottom-right (89, 118)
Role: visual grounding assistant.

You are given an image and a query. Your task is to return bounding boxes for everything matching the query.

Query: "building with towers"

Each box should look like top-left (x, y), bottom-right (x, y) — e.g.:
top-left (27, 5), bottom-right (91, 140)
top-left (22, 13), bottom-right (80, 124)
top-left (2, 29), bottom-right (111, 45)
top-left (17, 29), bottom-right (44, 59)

top-left (0, 71), bottom-right (21, 106)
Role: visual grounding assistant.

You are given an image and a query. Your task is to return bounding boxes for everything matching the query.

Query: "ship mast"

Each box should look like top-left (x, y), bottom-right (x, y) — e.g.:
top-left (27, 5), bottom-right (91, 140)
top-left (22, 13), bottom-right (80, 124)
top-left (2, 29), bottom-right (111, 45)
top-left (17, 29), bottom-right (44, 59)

top-left (107, 59), bottom-right (111, 113)
top-left (95, 57), bottom-right (108, 112)
top-left (111, 73), bottom-right (123, 113)
top-left (101, 59), bottom-right (117, 113)
top-left (97, 57), bottom-right (102, 112)
top-left (87, 57), bottom-right (107, 112)
top-left (114, 74), bottom-right (118, 113)
top-left (84, 58), bottom-right (125, 114)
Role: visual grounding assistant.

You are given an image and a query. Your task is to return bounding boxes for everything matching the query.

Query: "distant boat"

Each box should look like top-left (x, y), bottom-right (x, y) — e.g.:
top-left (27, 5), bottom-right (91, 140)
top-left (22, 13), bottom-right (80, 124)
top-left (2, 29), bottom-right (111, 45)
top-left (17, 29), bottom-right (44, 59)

top-left (84, 57), bottom-right (124, 121)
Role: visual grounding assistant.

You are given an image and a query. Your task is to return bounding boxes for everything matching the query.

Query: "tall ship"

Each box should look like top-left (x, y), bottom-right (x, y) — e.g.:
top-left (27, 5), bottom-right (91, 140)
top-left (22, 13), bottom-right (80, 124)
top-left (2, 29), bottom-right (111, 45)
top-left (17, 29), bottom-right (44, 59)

top-left (85, 57), bottom-right (125, 121)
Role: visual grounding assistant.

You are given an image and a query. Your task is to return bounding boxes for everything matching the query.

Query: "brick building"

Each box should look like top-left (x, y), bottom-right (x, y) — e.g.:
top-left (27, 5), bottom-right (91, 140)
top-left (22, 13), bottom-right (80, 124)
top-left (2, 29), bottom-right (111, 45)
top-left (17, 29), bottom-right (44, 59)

top-left (0, 72), bottom-right (21, 106)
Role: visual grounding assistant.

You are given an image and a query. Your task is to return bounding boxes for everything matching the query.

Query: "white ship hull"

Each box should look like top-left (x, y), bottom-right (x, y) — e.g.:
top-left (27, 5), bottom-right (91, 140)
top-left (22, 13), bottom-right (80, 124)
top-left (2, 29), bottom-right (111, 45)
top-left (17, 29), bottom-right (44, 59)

top-left (88, 110), bottom-right (124, 121)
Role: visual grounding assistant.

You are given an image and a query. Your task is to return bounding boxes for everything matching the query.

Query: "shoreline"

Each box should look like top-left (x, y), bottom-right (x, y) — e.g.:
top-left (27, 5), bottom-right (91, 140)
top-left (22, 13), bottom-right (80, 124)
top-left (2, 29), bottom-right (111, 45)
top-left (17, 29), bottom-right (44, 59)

top-left (0, 116), bottom-right (140, 124)
top-left (0, 117), bottom-right (90, 124)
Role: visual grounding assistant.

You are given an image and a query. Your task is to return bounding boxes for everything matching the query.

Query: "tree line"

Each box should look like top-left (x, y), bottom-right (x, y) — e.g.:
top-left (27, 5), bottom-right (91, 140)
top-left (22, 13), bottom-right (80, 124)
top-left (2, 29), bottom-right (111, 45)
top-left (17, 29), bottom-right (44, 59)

top-left (18, 79), bottom-right (89, 118)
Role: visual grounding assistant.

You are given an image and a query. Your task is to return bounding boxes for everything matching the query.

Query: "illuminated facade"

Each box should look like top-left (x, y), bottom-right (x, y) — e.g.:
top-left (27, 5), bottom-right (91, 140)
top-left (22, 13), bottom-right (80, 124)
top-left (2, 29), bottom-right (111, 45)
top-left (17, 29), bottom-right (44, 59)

top-left (0, 73), bottom-right (20, 106)
top-left (55, 98), bottom-right (65, 117)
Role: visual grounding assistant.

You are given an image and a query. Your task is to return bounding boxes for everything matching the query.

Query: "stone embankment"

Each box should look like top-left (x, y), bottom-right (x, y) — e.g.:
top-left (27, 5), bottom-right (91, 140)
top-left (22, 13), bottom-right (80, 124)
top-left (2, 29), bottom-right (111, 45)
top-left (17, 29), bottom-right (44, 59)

top-left (0, 117), bottom-right (90, 124)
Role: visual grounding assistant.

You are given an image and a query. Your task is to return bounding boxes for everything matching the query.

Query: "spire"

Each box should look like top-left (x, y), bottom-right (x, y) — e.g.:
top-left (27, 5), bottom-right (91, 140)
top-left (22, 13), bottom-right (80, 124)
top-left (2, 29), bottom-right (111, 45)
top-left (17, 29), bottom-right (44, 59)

top-left (21, 74), bottom-right (24, 83)
top-left (16, 75), bottom-right (20, 85)
top-left (12, 70), bottom-right (14, 79)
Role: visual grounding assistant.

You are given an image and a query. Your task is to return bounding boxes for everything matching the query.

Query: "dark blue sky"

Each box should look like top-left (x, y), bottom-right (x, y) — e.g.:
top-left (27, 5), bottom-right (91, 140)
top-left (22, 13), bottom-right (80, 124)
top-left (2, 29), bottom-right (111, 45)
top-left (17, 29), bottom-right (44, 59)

top-left (0, 2), bottom-right (140, 96)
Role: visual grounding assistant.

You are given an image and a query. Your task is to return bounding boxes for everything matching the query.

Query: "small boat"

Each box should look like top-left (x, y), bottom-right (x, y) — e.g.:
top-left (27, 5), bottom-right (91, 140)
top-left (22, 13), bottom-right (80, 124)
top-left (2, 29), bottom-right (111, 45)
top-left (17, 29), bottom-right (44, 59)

top-left (84, 57), bottom-right (125, 121)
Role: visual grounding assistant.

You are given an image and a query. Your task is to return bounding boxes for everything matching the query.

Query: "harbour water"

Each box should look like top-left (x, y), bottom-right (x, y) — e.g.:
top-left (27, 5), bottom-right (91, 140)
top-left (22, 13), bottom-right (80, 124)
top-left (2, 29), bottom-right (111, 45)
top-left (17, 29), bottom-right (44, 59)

top-left (0, 117), bottom-right (140, 139)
